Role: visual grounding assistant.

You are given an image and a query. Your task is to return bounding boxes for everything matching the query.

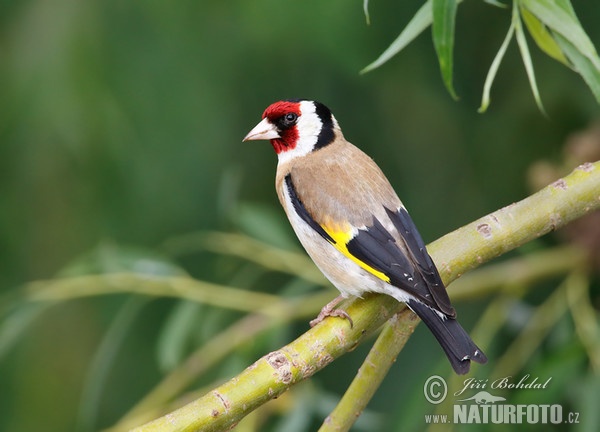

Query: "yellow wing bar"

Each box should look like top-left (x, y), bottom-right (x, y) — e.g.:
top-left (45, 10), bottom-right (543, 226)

top-left (321, 225), bottom-right (391, 284)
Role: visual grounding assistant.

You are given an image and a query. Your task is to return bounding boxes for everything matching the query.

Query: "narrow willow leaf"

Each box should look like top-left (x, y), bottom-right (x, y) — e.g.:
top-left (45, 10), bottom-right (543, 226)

top-left (479, 22), bottom-right (515, 113)
top-left (77, 297), bottom-right (148, 432)
top-left (521, 0), bottom-right (600, 71)
top-left (514, 4), bottom-right (546, 114)
top-left (432, 0), bottom-right (459, 99)
top-left (363, 0), bottom-right (371, 25)
top-left (554, 32), bottom-right (600, 104)
top-left (157, 301), bottom-right (203, 372)
top-left (483, 0), bottom-right (508, 8)
top-left (553, 0), bottom-right (578, 19)
top-left (361, 0), bottom-right (433, 74)
top-left (520, 6), bottom-right (569, 66)
top-left (0, 304), bottom-right (49, 361)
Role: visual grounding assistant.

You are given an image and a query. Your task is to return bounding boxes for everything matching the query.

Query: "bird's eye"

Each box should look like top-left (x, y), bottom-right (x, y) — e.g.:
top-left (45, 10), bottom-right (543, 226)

top-left (275, 112), bottom-right (299, 131)
top-left (283, 113), bottom-right (298, 125)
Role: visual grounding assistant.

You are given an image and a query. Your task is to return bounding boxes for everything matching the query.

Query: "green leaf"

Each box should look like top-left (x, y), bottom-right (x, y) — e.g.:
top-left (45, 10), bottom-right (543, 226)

top-left (513, 3), bottom-right (546, 114)
top-left (479, 21), bottom-right (515, 113)
top-left (483, 0), bottom-right (508, 8)
top-left (573, 374), bottom-right (600, 432)
top-left (235, 202), bottom-right (297, 249)
top-left (363, 0), bottom-right (371, 25)
top-left (432, 0), bottom-right (459, 99)
top-left (520, 6), bottom-right (569, 66)
top-left (157, 301), bottom-right (204, 372)
top-left (0, 303), bottom-right (49, 361)
top-left (520, 0), bottom-right (600, 71)
top-left (59, 242), bottom-right (186, 277)
top-left (554, 32), bottom-right (600, 104)
top-left (77, 297), bottom-right (148, 432)
top-left (361, 0), bottom-right (433, 74)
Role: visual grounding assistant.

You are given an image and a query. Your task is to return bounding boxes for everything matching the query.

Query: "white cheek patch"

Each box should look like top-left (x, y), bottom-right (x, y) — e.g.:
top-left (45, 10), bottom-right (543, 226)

top-left (277, 101), bottom-right (322, 165)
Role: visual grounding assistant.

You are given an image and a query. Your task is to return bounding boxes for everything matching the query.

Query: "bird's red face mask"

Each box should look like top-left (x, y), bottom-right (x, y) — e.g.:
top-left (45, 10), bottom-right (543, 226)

top-left (243, 101), bottom-right (301, 154)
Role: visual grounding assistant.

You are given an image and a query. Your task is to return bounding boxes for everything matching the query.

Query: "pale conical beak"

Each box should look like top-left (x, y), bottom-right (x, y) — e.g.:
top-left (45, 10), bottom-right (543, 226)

top-left (243, 118), bottom-right (281, 142)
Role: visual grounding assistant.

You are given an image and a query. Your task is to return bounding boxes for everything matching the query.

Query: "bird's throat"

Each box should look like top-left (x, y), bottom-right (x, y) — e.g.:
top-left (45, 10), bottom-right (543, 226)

top-left (271, 138), bottom-right (295, 154)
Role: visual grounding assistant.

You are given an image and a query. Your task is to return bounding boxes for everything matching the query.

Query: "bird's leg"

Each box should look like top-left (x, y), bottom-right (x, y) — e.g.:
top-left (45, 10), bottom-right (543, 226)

top-left (309, 295), bottom-right (354, 328)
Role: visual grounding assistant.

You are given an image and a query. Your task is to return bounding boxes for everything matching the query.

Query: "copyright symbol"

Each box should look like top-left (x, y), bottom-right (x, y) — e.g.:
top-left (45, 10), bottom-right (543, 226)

top-left (423, 375), bottom-right (447, 404)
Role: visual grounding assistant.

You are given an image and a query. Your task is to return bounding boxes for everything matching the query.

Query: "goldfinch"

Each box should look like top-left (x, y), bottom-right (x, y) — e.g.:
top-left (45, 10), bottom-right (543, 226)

top-left (243, 99), bottom-right (487, 374)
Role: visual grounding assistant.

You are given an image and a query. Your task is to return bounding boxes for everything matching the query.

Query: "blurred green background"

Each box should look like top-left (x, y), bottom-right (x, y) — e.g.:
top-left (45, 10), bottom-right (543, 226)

top-left (1, 1), bottom-right (599, 431)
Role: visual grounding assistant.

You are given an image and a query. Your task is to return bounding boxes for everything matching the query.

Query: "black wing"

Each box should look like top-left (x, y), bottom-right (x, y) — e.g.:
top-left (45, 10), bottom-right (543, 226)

top-left (346, 207), bottom-right (455, 317)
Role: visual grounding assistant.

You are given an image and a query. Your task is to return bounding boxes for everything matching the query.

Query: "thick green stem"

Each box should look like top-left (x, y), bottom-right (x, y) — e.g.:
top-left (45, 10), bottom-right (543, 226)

top-left (318, 308), bottom-right (418, 432)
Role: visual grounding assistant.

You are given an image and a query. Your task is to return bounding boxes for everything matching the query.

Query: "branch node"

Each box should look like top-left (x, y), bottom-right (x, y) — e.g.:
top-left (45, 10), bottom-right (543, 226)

top-left (552, 179), bottom-right (568, 190)
top-left (577, 162), bottom-right (595, 172)
top-left (477, 223), bottom-right (493, 239)
top-left (549, 213), bottom-right (563, 231)
top-left (213, 391), bottom-right (231, 413)
top-left (266, 351), bottom-right (293, 384)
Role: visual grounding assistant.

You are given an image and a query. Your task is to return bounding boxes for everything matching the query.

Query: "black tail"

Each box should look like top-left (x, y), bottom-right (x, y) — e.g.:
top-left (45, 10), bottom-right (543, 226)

top-left (407, 300), bottom-right (487, 375)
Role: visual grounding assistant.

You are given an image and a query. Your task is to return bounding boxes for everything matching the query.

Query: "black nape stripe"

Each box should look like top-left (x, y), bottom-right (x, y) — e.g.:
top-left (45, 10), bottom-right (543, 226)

top-left (313, 101), bottom-right (335, 149)
top-left (281, 99), bottom-right (335, 149)
top-left (284, 174), bottom-right (334, 243)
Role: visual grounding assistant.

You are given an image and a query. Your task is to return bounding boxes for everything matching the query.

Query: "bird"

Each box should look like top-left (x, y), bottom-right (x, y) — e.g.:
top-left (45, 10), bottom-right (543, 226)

top-left (243, 99), bottom-right (487, 374)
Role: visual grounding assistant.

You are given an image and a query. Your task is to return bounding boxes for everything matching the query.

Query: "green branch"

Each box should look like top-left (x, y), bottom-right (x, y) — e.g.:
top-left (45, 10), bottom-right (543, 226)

top-left (317, 308), bottom-right (418, 432)
top-left (24, 275), bottom-right (283, 316)
top-left (130, 161), bottom-right (600, 431)
top-left (319, 245), bottom-right (589, 431)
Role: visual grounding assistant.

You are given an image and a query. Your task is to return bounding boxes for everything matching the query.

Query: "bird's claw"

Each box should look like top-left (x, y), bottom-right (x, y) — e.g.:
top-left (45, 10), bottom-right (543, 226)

top-left (310, 296), bottom-right (354, 328)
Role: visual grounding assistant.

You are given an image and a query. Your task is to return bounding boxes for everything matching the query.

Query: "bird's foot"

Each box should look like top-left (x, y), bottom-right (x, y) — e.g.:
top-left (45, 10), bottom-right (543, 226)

top-left (309, 295), bottom-right (353, 328)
